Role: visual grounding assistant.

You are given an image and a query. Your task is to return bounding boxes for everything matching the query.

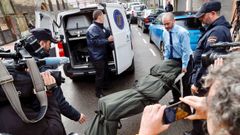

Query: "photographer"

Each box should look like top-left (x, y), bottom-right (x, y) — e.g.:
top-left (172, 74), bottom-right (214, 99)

top-left (189, 1), bottom-right (232, 134)
top-left (29, 28), bottom-right (86, 124)
top-left (138, 52), bottom-right (240, 135)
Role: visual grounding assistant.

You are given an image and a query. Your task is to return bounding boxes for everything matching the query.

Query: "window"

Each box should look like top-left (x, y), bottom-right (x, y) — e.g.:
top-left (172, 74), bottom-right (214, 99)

top-left (61, 0), bottom-right (66, 9)
top-left (0, 0), bottom-right (15, 15)
top-left (48, 0), bottom-right (53, 11)
top-left (56, 0), bottom-right (60, 10)
top-left (175, 18), bottom-right (201, 30)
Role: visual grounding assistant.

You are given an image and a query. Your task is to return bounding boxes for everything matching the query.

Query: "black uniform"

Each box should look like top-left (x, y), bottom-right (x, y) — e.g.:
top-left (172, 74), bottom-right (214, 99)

top-left (87, 21), bottom-right (112, 97)
top-left (189, 16), bottom-right (232, 135)
top-left (191, 16), bottom-right (232, 89)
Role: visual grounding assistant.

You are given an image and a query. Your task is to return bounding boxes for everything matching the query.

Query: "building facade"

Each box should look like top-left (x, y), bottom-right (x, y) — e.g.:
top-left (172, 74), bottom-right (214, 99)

top-left (0, 0), bottom-right (68, 46)
top-left (145, 0), bottom-right (233, 21)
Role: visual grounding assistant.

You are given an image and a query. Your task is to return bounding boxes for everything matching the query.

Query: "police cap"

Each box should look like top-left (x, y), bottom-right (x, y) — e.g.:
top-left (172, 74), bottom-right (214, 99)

top-left (30, 28), bottom-right (58, 43)
top-left (195, 1), bottom-right (221, 18)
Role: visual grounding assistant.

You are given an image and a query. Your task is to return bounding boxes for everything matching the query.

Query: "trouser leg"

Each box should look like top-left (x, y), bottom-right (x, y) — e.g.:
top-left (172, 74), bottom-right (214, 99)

top-left (93, 60), bottom-right (108, 94)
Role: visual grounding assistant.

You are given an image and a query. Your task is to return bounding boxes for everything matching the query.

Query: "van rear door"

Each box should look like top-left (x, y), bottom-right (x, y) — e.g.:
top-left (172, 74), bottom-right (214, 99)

top-left (105, 3), bottom-right (134, 74)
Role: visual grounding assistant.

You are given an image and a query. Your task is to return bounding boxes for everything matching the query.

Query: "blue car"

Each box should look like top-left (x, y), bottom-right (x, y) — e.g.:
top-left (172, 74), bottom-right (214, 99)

top-left (149, 12), bottom-right (202, 52)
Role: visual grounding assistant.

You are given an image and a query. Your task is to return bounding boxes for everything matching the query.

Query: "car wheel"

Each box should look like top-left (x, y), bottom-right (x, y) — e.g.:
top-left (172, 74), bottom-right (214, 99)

top-left (149, 32), bottom-right (153, 43)
top-left (142, 25), bottom-right (147, 33)
top-left (126, 58), bottom-right (135, 73)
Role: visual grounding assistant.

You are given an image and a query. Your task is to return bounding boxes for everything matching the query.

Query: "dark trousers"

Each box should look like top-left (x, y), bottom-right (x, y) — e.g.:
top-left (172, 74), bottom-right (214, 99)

top-left (92, 60), bottom-right (109, 93)
top-left (171, 56), bottom-right (193, 101)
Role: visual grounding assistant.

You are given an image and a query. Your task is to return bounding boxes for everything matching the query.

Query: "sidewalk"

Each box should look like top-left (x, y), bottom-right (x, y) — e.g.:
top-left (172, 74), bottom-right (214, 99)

top-left (0, 41), bottom-right (16, 51)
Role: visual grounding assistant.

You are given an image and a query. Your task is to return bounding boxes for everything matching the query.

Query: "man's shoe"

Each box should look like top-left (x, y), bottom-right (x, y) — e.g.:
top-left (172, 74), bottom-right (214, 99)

top-left (95, 92), bottom-right (105, 98)
top-left (183, 131), bottom-right (192, 135)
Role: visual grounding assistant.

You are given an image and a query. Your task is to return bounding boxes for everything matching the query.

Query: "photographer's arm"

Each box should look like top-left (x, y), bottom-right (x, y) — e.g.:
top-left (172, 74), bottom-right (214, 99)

top-left (41, 72), bottom-right (87, 124)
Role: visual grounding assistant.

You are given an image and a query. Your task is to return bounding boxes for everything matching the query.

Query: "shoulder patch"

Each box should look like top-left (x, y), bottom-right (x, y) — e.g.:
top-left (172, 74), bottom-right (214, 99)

top-left (207, 36), bottom-right (217, 43)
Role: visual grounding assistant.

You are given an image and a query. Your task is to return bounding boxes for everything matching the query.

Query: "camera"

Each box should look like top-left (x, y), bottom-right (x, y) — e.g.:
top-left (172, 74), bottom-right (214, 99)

top-left (15, 34), bottom-right (48, 59)
top-left (201, 42), bottom-right (240, 67)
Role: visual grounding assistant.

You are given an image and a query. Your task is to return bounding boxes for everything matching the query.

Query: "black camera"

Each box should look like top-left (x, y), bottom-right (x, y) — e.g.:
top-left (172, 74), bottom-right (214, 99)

top-left (201, 42), bottom-right (240, 67)
top-left (15, 34), bottom-right (47, 58)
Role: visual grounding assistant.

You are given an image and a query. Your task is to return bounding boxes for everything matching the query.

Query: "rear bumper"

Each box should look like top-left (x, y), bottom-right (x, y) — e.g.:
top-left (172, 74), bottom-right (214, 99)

top-left (63, 63), bottom-right (116, 78)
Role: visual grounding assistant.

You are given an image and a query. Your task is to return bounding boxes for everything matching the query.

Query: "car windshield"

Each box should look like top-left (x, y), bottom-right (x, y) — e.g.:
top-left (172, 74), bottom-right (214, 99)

top-left (175, 18), bottom-right (201, 30)
top-left (134, 6), bottom-right (142, 11)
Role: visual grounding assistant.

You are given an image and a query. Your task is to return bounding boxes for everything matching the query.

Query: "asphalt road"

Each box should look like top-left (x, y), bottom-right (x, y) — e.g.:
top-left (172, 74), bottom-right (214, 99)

top-left (61, 24), bottom-right (192, 135)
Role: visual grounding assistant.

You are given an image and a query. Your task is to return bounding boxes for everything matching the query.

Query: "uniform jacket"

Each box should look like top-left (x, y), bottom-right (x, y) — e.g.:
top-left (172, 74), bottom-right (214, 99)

top-left (191, 16), bottom-right (232, 88)
top-left (86, 22), bottom-right (111, 61)
top-left (38, 66), bottom-right (81, 122)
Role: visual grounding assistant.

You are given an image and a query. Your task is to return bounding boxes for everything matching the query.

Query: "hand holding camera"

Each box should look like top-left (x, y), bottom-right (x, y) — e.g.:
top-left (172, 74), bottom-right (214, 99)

top-left (139, 104), bottom-right (169, 135)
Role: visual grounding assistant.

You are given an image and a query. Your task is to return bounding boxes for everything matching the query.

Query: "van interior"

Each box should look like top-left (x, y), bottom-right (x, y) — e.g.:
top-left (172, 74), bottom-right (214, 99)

top-left (63, 10), bottom-right (114, 68)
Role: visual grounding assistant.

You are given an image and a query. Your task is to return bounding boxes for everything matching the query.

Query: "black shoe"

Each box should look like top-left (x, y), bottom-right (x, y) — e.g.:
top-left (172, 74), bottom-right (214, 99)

top-left (95, 92), bottom-right (105, 98)
top-left (183, 131), bottom-right (192, 135)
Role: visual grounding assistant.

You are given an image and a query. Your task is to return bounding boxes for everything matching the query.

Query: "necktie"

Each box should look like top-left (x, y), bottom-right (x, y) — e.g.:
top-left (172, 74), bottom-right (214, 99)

top-left (169, 31), bottom-right (173, 59)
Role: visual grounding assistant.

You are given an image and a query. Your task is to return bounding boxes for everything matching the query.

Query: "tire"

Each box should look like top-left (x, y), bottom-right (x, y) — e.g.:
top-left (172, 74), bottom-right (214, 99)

top-left (149, 32), bottom-right (153, 44)
top-left (126, 59), bottom-right (135, 73)
top-left (142, 25), bottom-right (147, 33)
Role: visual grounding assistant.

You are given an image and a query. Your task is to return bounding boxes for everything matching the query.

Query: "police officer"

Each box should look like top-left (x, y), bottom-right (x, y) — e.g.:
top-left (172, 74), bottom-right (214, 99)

top-left (86, 10), bottom-right (114, 98)
top-left (191, 1), bottom-right (232, 97)
top-left (185, 1), bottom-right (232, 135)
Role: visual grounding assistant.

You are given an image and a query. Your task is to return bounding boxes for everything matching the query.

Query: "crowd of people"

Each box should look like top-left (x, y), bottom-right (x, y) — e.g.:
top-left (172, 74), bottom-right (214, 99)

top-left (0, 0), bottom-right (239, 135)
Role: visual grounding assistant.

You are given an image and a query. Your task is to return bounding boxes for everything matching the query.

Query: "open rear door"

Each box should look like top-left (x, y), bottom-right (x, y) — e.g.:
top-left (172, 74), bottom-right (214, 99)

top-left (105, 3), bottom-right (134, 74)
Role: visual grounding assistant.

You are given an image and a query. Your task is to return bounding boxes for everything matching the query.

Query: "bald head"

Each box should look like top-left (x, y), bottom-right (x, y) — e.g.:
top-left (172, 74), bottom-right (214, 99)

top-left (162, 12), bottom-right (175, 31)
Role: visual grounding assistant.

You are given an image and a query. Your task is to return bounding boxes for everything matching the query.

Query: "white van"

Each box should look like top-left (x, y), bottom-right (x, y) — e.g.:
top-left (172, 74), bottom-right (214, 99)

top-left (35, 3), bottom-right (134, 80)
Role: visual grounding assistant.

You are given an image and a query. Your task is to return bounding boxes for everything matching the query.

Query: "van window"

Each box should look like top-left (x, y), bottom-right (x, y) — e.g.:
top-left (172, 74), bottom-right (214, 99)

top-left (66, 15), bottom-right (91, 36)
top-left (175, 18), bottom-right (201, 30)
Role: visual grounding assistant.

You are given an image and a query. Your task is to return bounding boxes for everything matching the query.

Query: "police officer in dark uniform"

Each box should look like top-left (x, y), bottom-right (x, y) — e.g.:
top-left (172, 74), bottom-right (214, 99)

top-left (86, 10), bottom-right (114, 98)
top-left (184, 1), bottom-right (232, 135)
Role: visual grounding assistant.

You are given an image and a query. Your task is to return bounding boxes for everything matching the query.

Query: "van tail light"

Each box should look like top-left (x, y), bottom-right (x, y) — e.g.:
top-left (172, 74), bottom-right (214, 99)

top-left (144, 18), bottom-right (149, 23)
top-left (57, 41), bottom-right (65, 57)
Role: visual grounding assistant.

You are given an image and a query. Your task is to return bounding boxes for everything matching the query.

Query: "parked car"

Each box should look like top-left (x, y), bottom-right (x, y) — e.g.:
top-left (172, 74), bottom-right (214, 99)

top-left (36, 3), bottom-right (134, 80)
top-left (128, 4), bottom-right (147, 24)
top-left (137, 8), bottom-right (164, 33)
top-left (149, 12), bottom-right (202, 52)
top-left (126, 2), bottom-right (141, 22)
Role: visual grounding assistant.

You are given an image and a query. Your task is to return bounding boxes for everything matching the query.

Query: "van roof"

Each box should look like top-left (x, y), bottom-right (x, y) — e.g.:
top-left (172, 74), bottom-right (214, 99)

top-left (57, 4), bottom-right (104, 17)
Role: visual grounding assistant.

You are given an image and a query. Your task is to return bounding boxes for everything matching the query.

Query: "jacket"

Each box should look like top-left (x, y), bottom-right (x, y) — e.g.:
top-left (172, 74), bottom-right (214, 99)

top-left (86, 22), bottom-right (111, 61)
top-left (0, 96), bottom-right (66, 135)
top-left (191, 16), bottom-right (232, 88)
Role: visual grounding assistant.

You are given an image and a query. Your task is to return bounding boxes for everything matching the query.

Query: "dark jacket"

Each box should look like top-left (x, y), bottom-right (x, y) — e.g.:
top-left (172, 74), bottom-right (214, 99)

top-left (191, 16), bottom-right (232, 88)
top-left (86, 22), bottom-right (111, 61)
top-left (0, 95), bottom-right (66, 135)
top-left (165, 3), bottom-right (173, 12)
